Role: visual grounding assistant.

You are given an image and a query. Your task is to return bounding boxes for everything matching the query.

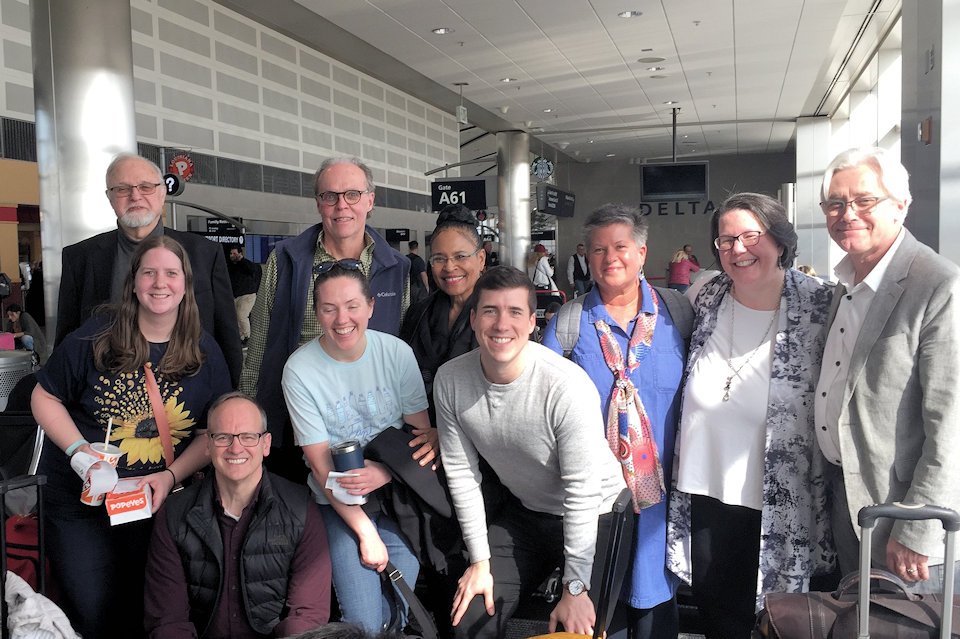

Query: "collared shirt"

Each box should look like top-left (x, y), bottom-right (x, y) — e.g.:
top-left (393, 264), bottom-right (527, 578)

top-left (239, 229), bottom-right (409, 395)
top-left (815, 228), bottom-right (906, 464)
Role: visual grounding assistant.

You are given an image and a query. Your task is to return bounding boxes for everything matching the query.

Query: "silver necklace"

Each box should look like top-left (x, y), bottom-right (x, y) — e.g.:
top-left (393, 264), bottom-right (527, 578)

top-left (722, 297), bottom-right (779, 401)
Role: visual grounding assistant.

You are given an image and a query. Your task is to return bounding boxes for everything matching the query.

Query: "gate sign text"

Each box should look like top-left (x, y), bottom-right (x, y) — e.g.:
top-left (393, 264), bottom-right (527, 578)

top-left (431, 179), bottom-right (487, 211)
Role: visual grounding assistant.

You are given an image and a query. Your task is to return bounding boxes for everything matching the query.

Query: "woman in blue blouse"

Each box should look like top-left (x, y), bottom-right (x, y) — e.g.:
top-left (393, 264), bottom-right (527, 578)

top-left (542, 204), bottom-right (688, 639)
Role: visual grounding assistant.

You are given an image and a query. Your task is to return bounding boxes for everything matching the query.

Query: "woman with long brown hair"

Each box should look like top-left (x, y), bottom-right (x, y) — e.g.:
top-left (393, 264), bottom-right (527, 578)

top-left (32, 235), bottom-right (232, 638)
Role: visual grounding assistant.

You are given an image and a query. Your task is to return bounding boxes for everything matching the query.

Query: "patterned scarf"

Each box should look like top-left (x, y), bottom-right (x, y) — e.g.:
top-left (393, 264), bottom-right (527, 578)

top-left (595, 288), bottom-right (665, 513)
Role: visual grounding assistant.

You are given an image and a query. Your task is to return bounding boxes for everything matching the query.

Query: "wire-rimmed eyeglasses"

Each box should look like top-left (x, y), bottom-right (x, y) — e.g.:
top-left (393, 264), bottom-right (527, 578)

top-left (106, 182), bottom-right (163, 197)
top-left (819, 195), bottom-right (888, 217)
top-left (714, 230), bottom-right (765, 251)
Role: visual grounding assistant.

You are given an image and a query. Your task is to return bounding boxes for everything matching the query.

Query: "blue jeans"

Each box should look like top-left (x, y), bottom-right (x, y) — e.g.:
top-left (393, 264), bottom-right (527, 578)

top-left (19, 334), bottom-right (34, 350)
top-left (320, 505), bottom-right (420, 633)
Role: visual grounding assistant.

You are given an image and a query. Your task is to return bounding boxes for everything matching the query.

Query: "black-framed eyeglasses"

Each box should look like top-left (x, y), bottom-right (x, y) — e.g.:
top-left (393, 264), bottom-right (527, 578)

top-left (316, 190), bottom-right (371, 205)
top-left (819, 195), bottom-right (888, 217)
top-left (208, 432), bottom-right (266, 447)
top-left (106, 182), bottom-right (163, 197)
top-left (429, 247), bottom-right (482, 268)
top-left (313, 259), bottom-right (363, 276)
top-left (714, 230), bottom-right (765, 251)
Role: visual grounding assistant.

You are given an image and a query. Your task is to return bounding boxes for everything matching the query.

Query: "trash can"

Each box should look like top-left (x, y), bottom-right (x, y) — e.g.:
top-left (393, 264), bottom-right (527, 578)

top-left (0, 351), bottom-right (33, 412)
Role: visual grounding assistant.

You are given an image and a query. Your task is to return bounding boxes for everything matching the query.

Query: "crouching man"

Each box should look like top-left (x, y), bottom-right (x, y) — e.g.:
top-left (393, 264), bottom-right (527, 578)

top-left (144, 392), bottom-right (332, 638)
top-left (434, 266), bottom-right (626, 638)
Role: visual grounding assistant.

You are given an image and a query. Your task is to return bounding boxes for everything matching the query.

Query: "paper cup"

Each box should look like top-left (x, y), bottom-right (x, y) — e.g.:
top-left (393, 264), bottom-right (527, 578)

top-left (79, 443), bottom-right (123, 506)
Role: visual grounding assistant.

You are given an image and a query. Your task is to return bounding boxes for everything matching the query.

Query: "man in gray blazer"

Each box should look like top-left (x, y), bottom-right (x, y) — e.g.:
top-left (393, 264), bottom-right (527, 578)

top-left (814, 147), bottom-right (960, 591)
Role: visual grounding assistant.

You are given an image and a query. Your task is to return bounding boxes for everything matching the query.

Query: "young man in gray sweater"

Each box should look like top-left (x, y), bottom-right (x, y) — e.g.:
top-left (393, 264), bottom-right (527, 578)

top-left (435, 266), bottom-right (625, 638)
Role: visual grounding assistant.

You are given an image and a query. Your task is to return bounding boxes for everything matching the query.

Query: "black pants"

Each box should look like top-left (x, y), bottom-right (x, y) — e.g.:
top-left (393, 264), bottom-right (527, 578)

top-left (690, 494), bottom-right (761, 639)
top-left (454, 496), bottom-right (625, 639)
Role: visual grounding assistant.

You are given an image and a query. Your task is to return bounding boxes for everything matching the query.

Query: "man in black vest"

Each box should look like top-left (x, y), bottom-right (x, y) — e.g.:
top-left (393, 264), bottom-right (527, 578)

top-left (566, 243), bottom-right (592, 297)
top-left (144, 392), bottom-right (331, 638)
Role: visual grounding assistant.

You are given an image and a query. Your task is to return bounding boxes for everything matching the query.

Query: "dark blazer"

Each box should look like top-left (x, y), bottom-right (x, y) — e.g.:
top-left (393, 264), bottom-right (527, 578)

top-left (55, 227), bottom-right (242, 386)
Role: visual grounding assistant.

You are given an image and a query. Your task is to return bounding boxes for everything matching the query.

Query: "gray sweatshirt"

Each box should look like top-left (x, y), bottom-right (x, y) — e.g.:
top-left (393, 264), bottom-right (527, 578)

top-left (435, 342), bottom-right (625, 587)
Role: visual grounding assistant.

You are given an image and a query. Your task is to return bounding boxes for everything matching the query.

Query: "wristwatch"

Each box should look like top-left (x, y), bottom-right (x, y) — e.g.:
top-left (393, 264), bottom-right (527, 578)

top-left (565, 579), bottom-right (586, 596)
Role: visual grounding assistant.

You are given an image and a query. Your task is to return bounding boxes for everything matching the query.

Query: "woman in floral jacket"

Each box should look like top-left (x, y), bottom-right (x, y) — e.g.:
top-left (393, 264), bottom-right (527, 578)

top-left (666, 193), bottom-right (835, 638)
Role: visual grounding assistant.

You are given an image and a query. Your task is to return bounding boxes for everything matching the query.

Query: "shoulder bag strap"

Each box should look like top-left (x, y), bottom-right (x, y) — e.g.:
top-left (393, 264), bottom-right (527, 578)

top-left (143, 363), bottom-right (175, 467)
top-left (383, 560), bottom-right (439, 639)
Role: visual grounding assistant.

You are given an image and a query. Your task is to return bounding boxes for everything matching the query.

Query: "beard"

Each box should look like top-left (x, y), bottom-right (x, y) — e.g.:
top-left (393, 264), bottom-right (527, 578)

top-left (119, 208), bottom-right (161, 229)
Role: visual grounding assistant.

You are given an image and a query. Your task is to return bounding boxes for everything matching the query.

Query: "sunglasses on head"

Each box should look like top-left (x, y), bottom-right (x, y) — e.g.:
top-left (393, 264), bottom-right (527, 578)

top-left (313, 259), bottom-right (363, 276)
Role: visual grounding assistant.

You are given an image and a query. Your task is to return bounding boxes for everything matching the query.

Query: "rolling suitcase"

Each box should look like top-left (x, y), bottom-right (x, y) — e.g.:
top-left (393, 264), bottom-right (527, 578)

top-left (756, 503), bottom-right (960, 638)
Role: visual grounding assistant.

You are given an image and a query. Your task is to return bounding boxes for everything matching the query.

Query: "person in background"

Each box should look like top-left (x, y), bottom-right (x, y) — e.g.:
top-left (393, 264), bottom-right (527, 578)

top-left (816, 147), bottom-right (960, 591)
top-left (667, 193), bottom-right (835, 638)
top-left (144, 392), bottom-right (332, 638)
top-left (436, 266), bottom-right (626, 639)
top-left (683, 244), bottom-right (699, 267)
top-left (482, 240), bottom-right (499, 269)
top-left (24, 260), bottom-right (45, 327)
top-left (227, 245), bottom-right (262, 345)
top-left (56, 153), bottom-right (241, 385)
top-left (543, 301), bottom-right (561, 326)
top-left (530, 244), bottom-right (557, 291)
top-left (32, 236), bottom-right (232, 639)
top-left (567, 243), bottom-right (592, 297)
top-left (281, 263), bottom-right (435, 632)
top-left (241, 157), bottom-right (410, 481)
top-left (3, 303), bottom-right (46, 359)
top-left (542, 205), bottom-right (687, 639)
top-left (407, 240), bottom-right (429, 302)
top-left (797, 264), bottom-right (817, 277)
top-left (667, 247), bottom-right (700, 293)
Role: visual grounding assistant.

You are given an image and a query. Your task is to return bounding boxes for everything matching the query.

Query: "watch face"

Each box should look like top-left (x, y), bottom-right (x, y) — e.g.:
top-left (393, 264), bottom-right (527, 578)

top-left (566, 579), bottom-right (585, 596)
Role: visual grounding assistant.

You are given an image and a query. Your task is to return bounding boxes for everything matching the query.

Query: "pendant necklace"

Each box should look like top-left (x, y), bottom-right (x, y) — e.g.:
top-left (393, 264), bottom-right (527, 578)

top-left (722, 296), bottom-right (779, 401)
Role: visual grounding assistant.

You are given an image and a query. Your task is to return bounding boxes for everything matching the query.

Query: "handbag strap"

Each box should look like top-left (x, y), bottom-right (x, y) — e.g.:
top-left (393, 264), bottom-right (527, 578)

top-left (143, 363), bottom-right (175, 467)
top-left (382, 560), bottom-right (439, 639)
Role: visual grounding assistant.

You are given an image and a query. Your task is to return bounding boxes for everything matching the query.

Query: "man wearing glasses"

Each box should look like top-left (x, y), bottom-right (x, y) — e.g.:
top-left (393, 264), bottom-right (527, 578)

top-left (814, 147), bottom-right (960, 591)
top-left (56, 152), bottom-right (242, 384)
top-left (240, 157), bottom-right (409, 479)
top-left (145, 392), bottom-right (331, 637)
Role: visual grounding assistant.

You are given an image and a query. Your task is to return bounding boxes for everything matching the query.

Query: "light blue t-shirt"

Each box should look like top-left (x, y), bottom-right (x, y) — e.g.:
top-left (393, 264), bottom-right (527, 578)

top-left (282, 330), bottom-right (429, 501)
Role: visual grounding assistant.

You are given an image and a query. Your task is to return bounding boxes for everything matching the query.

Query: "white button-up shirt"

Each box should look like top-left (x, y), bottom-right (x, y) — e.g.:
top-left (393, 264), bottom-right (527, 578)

top-left (814, 228), bottom-right (906, 464)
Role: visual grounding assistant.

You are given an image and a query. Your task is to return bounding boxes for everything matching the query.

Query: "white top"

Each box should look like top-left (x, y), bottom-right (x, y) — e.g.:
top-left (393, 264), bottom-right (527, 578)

top-left (677, 294), bottom-right (783, 510)
top-left (815, 229), bottom-right (905, 465)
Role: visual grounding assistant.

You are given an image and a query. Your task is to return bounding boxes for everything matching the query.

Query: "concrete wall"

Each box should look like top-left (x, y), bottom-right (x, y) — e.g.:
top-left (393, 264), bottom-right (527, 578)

top-left (555, 151), bottom-right (796, 293)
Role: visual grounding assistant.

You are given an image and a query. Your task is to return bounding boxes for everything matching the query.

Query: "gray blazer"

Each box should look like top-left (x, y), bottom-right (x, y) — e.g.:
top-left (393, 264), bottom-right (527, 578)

top-left (832, 229), bottom-right (960, 559)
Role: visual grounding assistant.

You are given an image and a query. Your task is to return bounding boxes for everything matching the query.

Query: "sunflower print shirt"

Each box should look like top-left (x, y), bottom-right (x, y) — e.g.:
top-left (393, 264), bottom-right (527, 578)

top-left (36, 315), bottom-right (232, 478)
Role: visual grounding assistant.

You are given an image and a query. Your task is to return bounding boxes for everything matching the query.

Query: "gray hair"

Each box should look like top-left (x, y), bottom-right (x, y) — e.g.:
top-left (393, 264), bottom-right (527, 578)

top-left (582, 203), bottom-right (649, 247)
top-left (105, 152), bottom-right (163, 185)
top-left (207, 391), bottom-right (268, 433)
top-left (313, 157), bottom-right (376, 196)
top-left (821, 147), bottom-right (912, 209)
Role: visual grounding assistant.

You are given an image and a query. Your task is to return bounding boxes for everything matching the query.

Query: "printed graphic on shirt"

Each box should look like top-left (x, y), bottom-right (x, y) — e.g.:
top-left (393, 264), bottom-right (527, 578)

top-left (93, 371), bottom-right (195, 471)
top-left (324, 386), bottom-right (399, 445)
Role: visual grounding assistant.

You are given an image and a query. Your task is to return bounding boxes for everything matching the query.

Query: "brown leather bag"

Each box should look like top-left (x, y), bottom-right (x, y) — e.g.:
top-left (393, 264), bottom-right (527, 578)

top-left (755, 571), bottom-right (960, 638)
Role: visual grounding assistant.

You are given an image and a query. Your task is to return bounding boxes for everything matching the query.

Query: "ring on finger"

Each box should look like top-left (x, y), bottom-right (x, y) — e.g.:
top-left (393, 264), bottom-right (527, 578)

top-left (906, 568), bottom-right (918, 575)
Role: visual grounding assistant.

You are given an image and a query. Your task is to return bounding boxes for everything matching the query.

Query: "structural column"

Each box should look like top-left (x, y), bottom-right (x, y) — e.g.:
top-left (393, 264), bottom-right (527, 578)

top-left (496, 131), bottom-right (531, 270)
top-left (31, 0), bottom-right (138, 331)
top-left (794, 116), bottom-right (836, 276)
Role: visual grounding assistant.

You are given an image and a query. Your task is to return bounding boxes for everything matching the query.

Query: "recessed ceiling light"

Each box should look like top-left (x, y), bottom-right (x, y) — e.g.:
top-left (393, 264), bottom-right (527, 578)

top-left (637, 57), bottom-right (665, 64)
top-left (606, 153), bottom-right (616, 157)
top-left (543, 108), bottom-right (553, 113)
top-left (618, 10), bottom-right (642, 18)
top-left (431, 27), bottom-right (454, 35)
top-left (646, 66), bottom-right (664, 71)
top-left (500, 77), bottom-right (517, 83)
top-left (663, 100), bottom-right (678, 105)
top-left (588, 140), bottom-right (594, 144)
top-left (649, 75), bottom-right (668, 79)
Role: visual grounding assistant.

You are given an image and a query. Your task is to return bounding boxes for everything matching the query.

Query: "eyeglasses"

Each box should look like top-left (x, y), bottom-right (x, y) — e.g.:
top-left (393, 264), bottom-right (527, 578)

top-left (313, 259), bottom-right (363, 276)
top-left (107, 182), bottom-right (163, 197)
top-left (819, 195), bottom-right (888, 216)
top-left (317, 190), bottom-right (371, 205)
top-left (208, 432), bottom-right (266, 447)
top-left (429, 247), bottom-right (482, 268)
top-left (714, 230), bottom-right (765, 251)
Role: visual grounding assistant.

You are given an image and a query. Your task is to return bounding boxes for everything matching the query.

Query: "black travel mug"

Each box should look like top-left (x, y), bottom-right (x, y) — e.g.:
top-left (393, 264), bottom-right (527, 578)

top-left (330, 440), bottom-right (364, 472)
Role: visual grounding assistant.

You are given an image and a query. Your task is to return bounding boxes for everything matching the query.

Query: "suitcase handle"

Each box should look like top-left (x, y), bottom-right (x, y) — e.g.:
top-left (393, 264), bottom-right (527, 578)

top-left (858, 503), bottom-right (960, 532)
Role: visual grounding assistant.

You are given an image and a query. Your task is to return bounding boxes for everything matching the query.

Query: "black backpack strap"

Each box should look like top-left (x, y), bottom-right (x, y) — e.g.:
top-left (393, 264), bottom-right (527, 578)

top-left (554, 296), bottom-right (585, 358)
top-left (652, 286), bottom-right (694, 340)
